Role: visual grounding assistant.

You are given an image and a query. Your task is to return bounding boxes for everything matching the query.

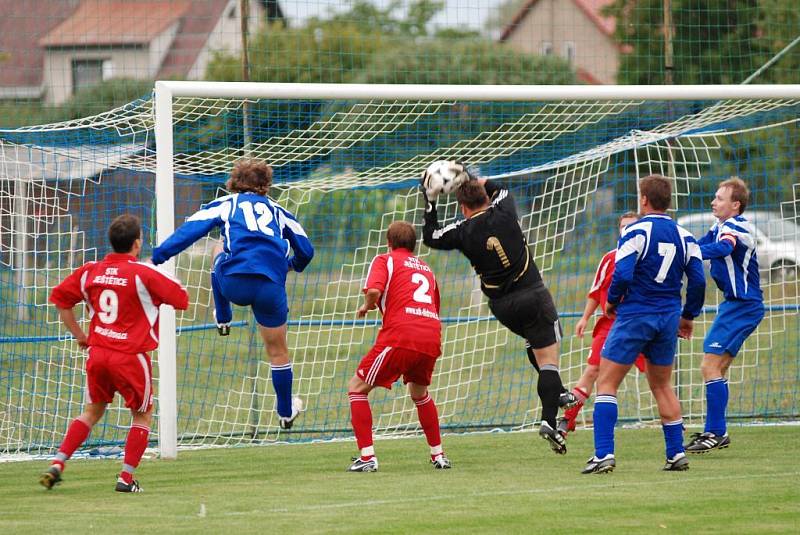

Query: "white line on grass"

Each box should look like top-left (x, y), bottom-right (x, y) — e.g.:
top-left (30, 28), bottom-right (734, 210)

top-left (224, 470), bottom-right (800, 516)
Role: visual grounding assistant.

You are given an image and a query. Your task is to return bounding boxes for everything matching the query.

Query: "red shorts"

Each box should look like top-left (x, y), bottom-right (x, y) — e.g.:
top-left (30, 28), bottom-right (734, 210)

top-left (86, 347), bottom-right (154, 412)
top-left (356, 345), bottom-right (438, 389)
top-left (590, 331), bottom-right (646, 373)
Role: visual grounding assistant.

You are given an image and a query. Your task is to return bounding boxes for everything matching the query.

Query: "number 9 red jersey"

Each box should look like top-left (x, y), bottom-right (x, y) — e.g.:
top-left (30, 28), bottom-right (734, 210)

top-left (363, 248), bottom-right (442, 357)
top-left (50, 253), bottom-right (189, 354)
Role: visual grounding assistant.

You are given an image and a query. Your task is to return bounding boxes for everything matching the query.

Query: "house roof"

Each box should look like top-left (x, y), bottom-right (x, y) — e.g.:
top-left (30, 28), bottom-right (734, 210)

top-left (156, 0), bottom-right (232, 79)
top-left (499, 0), bottom-right (617, 42)
top-left (0, 0), bottom-right (80, 91)
top-left (40, 1), bottom-right (191, 47)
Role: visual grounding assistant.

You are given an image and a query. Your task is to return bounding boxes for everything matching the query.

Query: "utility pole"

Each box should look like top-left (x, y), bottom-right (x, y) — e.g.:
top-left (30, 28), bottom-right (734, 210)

top-left (240, 0), bottom-right (252, 156)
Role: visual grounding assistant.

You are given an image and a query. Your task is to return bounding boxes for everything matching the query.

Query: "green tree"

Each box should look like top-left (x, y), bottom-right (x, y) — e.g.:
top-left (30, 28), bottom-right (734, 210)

top-left (755, 0), bottom-right (800, 83)
top-left (606, 0), bottom-right (767, 85)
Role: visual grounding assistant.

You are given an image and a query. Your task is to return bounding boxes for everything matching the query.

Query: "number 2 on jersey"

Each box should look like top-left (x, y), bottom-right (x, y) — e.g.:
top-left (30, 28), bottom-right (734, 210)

top-left (411, 273), bottom-right (433, 304)
top-left (239, 201), bottom-right (275, 236)
top-left (655, 242), bottom-right (677, 283)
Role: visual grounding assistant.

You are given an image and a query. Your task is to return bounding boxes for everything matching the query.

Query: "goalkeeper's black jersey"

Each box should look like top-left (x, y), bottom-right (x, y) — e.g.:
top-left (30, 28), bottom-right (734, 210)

top-left (422, 180), bottom-right (543, 299)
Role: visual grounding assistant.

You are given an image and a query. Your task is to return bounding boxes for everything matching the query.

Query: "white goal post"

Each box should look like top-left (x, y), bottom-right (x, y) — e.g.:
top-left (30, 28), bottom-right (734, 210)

top-left (152, 81), bottom-right (800, 459)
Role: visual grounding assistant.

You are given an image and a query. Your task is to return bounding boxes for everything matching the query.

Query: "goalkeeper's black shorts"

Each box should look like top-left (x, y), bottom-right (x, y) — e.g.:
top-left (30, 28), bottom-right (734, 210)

top-left (488, 282), bottom-right (562, 350)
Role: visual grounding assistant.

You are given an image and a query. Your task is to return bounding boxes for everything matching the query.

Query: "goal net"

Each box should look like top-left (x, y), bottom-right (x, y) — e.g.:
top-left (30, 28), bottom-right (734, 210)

top-left (1, 83), bottom-right (798, 459)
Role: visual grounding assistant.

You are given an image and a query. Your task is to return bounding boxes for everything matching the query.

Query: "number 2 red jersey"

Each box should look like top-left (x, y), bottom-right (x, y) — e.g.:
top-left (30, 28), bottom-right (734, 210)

top-left (49, 253), bottom-right (190, 354)
top-left (588, 249), bottom-right (617, 337)
top-left (364, 248), bottom-right (441, 357)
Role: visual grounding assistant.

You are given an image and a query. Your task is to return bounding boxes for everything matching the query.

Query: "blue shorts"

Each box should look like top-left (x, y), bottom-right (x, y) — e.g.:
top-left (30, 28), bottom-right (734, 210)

top-left (602, 311), bottom-right (680, 367)
top-left (215, 256), bottom-right (288, 328)
top-left (704, 299), bottom-right (764, 357)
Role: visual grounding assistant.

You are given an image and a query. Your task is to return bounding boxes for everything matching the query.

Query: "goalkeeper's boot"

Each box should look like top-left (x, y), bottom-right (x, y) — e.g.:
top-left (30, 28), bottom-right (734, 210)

top-left (39, 465), bottom-right (62, 490)
top-left (685, 432), bottom-right (730, 454)
top-left (581, 454), bottom-right (616, 474)
top-left (559, 390), bottom-right (579, 409)
top-left (279, 396), bottom-right (304, 430)
top-left (538, 421), bottom-right (567, 455)
top-left (431, 454), bottom-right (452, 470)
top-left (115, 476), bottom-right (143, 493)
top-left (348, 456), bottom-right (378, 473)
top-left (663, 452), bottom-right (689, 471)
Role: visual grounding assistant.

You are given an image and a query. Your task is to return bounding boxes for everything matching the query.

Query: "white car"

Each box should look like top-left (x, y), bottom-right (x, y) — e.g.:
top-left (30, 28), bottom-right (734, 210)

top-left (677, 211), bottom-right (800, 283)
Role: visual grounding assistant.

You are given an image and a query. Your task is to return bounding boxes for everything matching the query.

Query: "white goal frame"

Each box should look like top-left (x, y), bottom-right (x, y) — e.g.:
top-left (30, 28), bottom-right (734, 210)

top-left (153, 81), bottom-right (800, 459)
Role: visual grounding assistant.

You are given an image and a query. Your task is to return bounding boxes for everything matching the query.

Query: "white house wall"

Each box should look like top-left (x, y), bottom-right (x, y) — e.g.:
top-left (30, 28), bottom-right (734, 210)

top-left (187, 0), bottom-right (265, 80)
top-left (504, 0), bottom-right (619, 84)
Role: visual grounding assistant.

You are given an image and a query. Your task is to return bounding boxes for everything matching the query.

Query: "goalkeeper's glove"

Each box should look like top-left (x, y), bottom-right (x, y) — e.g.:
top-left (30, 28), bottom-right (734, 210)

top-left (419, 169), bottom-right (440, 203)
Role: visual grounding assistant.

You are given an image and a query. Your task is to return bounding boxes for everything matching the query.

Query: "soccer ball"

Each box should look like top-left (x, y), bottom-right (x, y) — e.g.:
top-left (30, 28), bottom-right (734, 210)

top-left (421, 160), bottom-right (469, 199)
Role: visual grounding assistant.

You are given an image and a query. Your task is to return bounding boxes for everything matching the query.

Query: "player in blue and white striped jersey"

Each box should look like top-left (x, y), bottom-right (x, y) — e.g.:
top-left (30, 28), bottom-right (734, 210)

top-left (151, 160), bottom-right (314, 430)
top-left (686, 177), bottom-right (764, 454)
top-left (583, 175), bottom-right (706, 475)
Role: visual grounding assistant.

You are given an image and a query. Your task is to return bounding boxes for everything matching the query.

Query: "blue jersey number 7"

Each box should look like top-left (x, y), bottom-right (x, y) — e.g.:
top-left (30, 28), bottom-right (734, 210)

top-left (655, 242), bottom-right (676, 283)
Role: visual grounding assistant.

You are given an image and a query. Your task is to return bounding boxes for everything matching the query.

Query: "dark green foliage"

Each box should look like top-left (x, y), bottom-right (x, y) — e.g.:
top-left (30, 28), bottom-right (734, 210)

top-left (606, 0), bottom-right (799, 85)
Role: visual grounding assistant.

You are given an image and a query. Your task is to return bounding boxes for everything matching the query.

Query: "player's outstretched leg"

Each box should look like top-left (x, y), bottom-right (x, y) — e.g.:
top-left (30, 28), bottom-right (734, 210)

top-left (348, 390), bottom-right (378, 472)
top-left (409, 384), bottom-right (450, 469)
top-left (210, 269), bottom-right (232, 336)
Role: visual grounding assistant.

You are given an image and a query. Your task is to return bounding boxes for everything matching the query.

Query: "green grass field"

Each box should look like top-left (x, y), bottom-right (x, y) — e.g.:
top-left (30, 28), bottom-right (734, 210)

top-left (1, 426), bottom-right (798, 534)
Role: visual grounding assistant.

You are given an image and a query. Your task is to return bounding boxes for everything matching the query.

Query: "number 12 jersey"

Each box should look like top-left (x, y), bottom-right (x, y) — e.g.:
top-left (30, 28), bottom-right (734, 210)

top-left (364, 248), bottom-right (442, 357)
top-left (151, 192), bottom-right (314, 285)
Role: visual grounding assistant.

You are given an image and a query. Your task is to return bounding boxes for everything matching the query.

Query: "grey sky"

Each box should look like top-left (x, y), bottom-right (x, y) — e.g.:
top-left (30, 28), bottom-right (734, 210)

top-left (280, 0), bottom-right (507, 34)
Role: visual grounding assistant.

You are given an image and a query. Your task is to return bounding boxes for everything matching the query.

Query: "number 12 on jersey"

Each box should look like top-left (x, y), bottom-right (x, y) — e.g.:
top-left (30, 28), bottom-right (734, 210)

top-left (239, 201), bottom-right (275, 236)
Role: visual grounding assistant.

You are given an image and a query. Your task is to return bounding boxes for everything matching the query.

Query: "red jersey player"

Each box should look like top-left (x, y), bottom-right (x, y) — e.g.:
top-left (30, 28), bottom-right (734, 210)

top-left (39, 214), bottom-right (189, 493)
top-left (347, 221), bottom-right (450, 472)
top-left (558, 212), bottom-right (646, 437)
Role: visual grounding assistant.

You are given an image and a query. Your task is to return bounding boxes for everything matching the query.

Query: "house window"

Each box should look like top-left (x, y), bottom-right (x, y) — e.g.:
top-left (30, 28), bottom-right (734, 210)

top-left (564, 42), bottom-right (576, 64)
top-left (71, 59), bottom-right (105, 93)
top-left (228, 5), bottom-right (237, 19)
top-left (541, 41), bottom-right (553, 56)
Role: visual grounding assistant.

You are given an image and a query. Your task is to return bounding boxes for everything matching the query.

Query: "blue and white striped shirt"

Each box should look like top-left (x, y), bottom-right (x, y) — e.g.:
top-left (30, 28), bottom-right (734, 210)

top-left (698, 215), bottom-right (762, 302)
top-left (152, 192), bottom-right (314, 285)
top-left (608, 214), bottom-right (706, 319)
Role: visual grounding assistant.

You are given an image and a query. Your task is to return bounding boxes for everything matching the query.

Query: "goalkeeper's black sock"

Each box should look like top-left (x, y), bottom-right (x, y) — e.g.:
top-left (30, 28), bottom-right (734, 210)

top-left (538, 364), bottom-right (564, 428)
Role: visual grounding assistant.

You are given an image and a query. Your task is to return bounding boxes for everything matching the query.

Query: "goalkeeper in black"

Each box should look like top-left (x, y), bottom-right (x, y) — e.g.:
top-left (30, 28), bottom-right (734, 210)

top-left (422, 174), bottom-right (576, 454)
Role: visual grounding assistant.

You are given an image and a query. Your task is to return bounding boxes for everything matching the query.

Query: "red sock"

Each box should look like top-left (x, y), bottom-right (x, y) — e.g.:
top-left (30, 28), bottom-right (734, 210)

top-left (348, 392), bottom-right (373, 458)
top-left (53, 417), bottom-right (92, 471)
top-left (563, 387), bottom-right (589, 430)
top-left (120, 424), bottom-right (150, 483)
top-left (413, 394), bottom-right (442, 452)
